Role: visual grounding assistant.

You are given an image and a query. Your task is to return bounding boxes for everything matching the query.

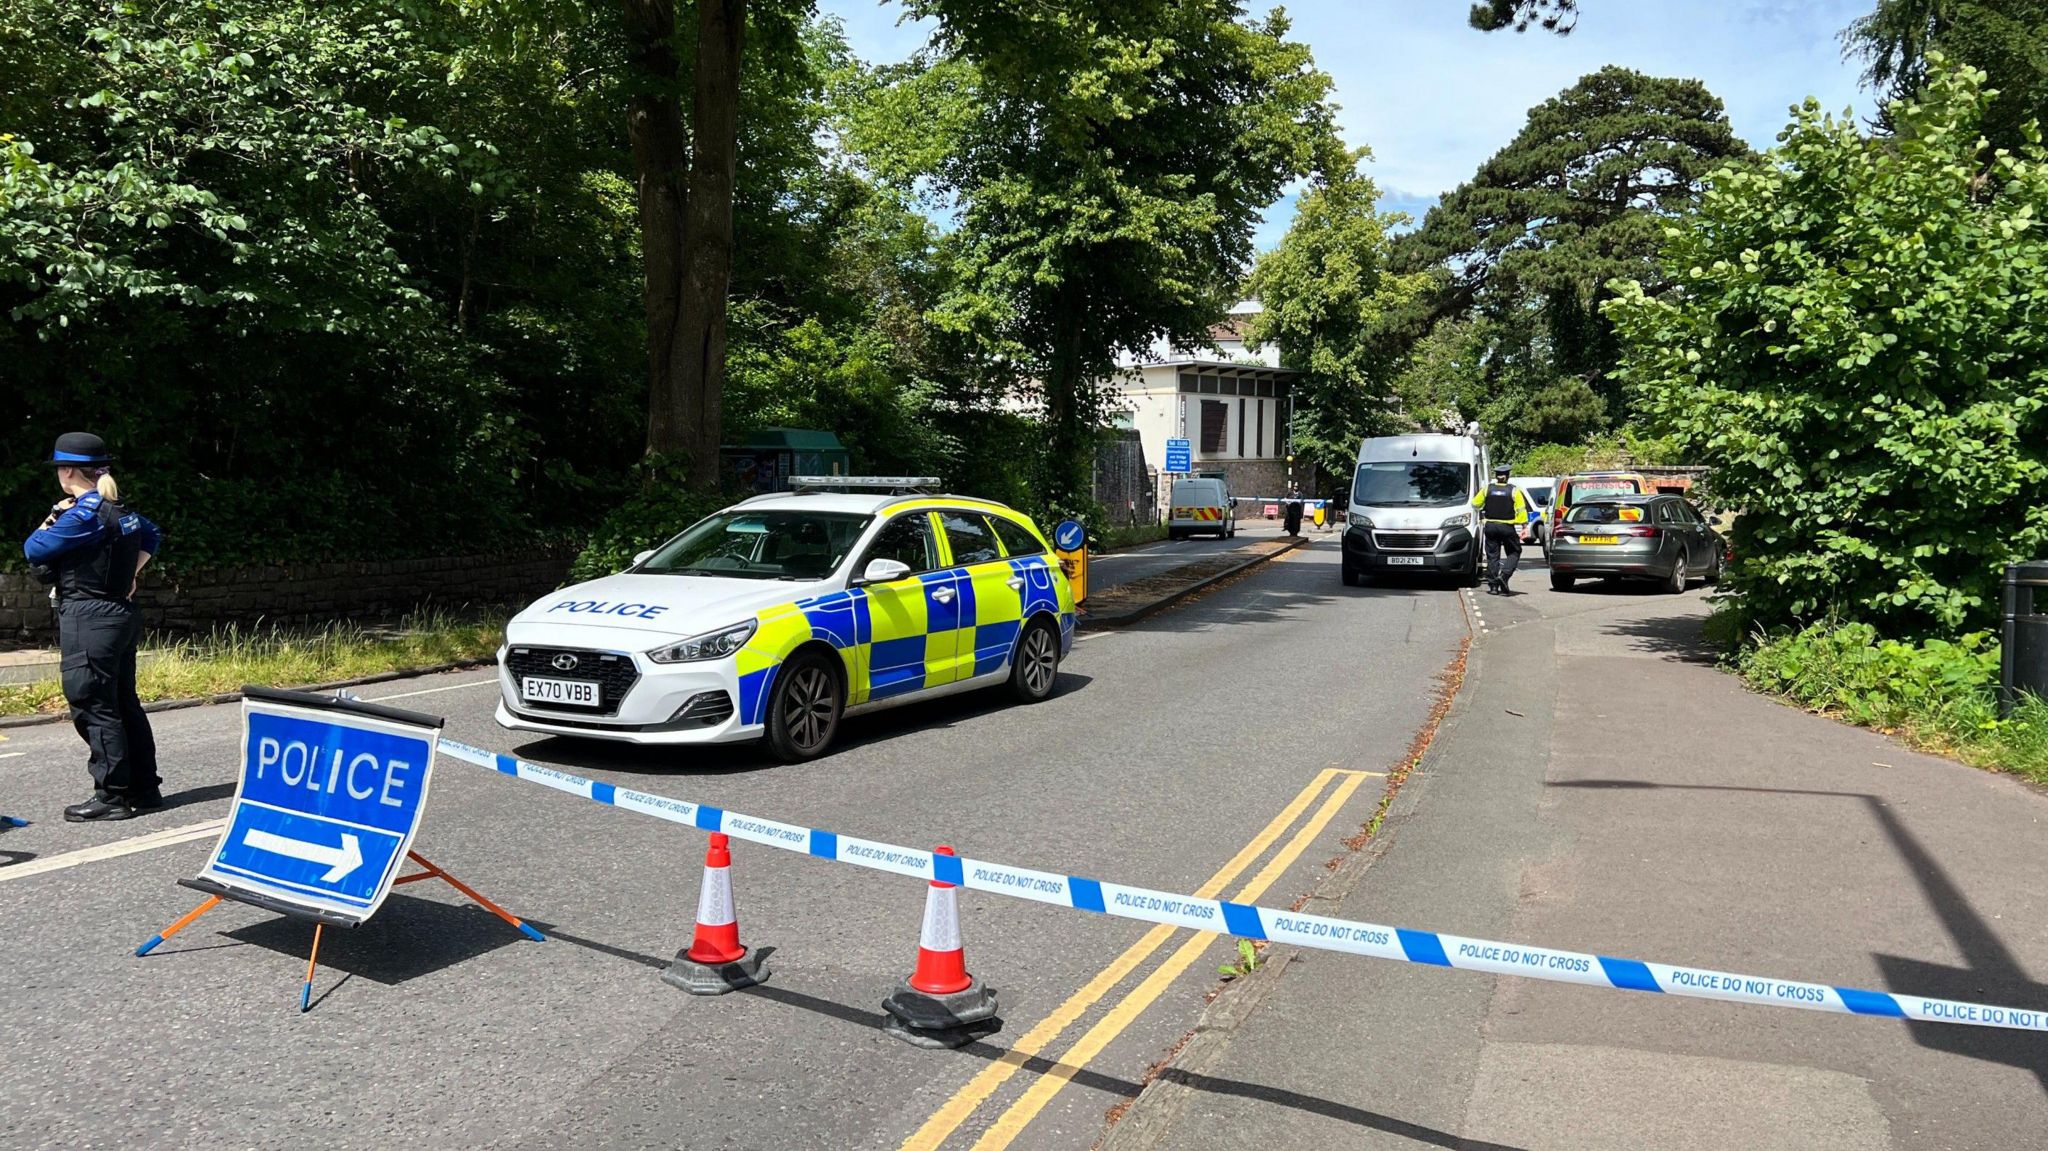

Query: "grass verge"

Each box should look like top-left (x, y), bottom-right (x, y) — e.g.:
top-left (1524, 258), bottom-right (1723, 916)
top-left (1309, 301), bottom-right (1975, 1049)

top-left (1733, 617), bottom-right (2048, 785)
top-left (1093, 523), bottom-right (1169, 552)
top-left (0, 611), bottom-right (504, 717)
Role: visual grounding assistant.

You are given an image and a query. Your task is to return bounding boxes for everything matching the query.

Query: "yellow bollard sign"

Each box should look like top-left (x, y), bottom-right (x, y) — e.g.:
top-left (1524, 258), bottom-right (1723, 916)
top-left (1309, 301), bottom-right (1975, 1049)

top-left (1053, 519), bottom-right (1088, 604)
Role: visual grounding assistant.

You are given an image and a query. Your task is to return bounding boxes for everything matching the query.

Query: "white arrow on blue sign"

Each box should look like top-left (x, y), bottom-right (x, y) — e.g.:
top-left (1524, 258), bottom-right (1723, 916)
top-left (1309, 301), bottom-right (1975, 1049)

top-left (197, 696), bottom-right (440, 923)
top-left (1165, 438), bottom-right (1192, 474)
top-left (1054, 519), bottom-right (1086, 552)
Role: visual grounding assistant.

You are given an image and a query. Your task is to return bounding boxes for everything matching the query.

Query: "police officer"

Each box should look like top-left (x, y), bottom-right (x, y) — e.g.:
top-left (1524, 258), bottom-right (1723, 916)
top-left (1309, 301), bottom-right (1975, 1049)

top-left (1472, 463), bottom-right (1530, 596)
top-left (23, 433), bottom-right (164, 821)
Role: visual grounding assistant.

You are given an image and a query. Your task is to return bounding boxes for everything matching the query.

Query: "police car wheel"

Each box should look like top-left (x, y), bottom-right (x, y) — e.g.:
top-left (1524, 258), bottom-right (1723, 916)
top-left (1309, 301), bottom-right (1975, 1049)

top-left (1008, 618), bottom-right (1061, 703)
top-left (766, 651), bottom-right (842, 762)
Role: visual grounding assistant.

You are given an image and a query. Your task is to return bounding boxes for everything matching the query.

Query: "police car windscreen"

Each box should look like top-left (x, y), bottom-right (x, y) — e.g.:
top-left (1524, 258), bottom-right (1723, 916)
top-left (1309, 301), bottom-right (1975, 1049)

top-left (641, 512), bottom-right (872, 580)
top-left (1353, 462), bottom-right (1471, 508)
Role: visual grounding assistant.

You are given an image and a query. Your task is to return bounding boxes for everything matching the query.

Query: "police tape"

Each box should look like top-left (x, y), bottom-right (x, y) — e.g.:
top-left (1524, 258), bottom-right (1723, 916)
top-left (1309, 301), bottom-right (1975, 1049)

top-left (439, 739), bottom-right (2047, 1033)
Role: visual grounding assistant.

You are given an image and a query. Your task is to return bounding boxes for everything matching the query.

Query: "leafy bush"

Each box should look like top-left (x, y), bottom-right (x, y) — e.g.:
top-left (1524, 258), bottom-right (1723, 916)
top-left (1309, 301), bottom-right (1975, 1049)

top-left (1510, 430), bottom-right (1682, 479)
top-left (1608, 61), bottom-right (2048, 637)
top-left (1736, 620), bottom-right (2048, 781)
top-left (567, 457), bottom-right (724, 584)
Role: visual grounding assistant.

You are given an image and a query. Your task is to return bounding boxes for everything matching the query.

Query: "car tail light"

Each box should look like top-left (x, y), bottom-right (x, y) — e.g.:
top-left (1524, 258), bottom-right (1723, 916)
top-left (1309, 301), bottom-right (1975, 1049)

top-left (1620, 525), bottom-right (1660, 538)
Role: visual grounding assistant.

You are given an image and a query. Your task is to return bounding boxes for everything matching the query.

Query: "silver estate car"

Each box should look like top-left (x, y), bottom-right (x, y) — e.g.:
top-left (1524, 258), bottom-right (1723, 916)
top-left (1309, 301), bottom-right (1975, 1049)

top-left (1548, 494), bottom-right (1724, 593)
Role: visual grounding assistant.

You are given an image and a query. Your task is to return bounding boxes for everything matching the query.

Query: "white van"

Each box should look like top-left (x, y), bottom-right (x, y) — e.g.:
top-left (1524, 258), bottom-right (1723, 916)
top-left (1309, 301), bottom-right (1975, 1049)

top-left (1341, 434), bottom-right (1487, 586)
top-left (1167, 476), bottom-right (1236, 540)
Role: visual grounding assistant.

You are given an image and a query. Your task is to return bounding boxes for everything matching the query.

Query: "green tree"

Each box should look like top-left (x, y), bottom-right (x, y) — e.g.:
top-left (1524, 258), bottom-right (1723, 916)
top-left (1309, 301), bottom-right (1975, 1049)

top-left (1607, 62), bottom-right (2048, 636)
top-left (1245, 165), bottom-right (1427, 479)
top-left (1396, 67), bottom-right (1750, 426)
top-left (869, 0), bottom-right (1345, 511)
top-left (1842, 0), bottom-right (2048, 148)
top-left (1468, 0), bottom-right (1579, 33)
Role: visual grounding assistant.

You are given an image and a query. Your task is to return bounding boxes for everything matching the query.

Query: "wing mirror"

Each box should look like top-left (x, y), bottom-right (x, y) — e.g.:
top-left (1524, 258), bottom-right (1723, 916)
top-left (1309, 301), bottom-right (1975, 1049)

top-left (856, 558), bottom-right (911, 586)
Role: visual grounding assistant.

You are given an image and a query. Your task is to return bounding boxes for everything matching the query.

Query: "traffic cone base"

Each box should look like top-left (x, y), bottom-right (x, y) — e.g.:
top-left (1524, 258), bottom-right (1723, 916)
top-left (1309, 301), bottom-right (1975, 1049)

top-left (663, 945), bottom-right (769, 996)
top-left (882, 975), bottom-right (1000, 1050)
top-left (883, 845), bottom-right (1000, 1047)
top-left (665, 832), bottom-right (770, 996)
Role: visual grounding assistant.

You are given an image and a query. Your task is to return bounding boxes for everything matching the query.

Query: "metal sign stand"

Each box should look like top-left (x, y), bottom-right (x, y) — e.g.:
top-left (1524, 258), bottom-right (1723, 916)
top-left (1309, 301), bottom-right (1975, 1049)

top-left (132, 686), bottom-right (543, 1012)
top-left (136, 850), bottom-right (542, 1011)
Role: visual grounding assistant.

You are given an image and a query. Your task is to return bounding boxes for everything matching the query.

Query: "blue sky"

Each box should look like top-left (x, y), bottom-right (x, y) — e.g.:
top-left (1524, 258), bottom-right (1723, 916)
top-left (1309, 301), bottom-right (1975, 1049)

top-left (818, 0), bottom-right (1876, 249)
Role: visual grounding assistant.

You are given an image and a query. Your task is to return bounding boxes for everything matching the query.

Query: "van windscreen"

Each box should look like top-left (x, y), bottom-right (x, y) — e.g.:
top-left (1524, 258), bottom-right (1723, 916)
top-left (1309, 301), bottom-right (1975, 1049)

top-left (1353, 461), bottom-right (1471, 508)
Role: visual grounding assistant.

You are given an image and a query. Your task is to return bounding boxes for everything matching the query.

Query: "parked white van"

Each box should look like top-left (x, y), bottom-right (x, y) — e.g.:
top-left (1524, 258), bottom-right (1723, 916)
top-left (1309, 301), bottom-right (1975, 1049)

top-left (1167, 476), bottom-right (1236, 540)
top-left (1341, 434), bottom-right (1487, 586)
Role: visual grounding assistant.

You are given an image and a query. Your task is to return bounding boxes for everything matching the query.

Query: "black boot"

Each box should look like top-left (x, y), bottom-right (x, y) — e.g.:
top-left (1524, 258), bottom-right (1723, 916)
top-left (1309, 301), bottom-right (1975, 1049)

top-left (64, 794), bottom-right (135, 822)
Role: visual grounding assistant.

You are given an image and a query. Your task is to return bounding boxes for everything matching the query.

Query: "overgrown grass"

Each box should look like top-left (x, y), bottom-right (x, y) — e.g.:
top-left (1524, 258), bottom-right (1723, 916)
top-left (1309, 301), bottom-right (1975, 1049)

top-left (0, 611), bottom-right (505, 717)
top-left (1734, 618), bottom-right (2048, 785)
top-left (1094, 524), bottom-right (1169, 552)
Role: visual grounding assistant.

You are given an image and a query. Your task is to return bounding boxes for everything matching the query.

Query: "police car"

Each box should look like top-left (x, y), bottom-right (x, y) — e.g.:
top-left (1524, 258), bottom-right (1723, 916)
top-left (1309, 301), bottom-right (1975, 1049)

top-left (496, 479), bottom-right (1078, 760)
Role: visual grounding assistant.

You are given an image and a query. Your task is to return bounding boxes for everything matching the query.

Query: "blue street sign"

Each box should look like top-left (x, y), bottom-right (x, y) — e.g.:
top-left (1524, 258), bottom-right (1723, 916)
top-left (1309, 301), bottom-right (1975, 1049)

top-left (1054, 519), bottom-right (1086, 553)
top-left (197, 695), bottom-right (442, 923)
top-left (1165, 438), bottom-right (1192, 474)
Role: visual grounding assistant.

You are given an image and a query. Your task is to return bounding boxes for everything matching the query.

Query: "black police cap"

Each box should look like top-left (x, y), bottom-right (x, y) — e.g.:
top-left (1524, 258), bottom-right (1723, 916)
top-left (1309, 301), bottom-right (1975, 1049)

top-left (50, 432), bottom-right (114, 467)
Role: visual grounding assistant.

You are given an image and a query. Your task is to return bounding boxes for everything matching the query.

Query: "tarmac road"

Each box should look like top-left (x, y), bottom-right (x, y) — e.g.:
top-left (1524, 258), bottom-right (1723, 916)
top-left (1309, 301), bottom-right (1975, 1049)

top-left (0, 533), bottom-right (1467, 1151)
top-left (1102, 551), bottom-right (2048, 1151)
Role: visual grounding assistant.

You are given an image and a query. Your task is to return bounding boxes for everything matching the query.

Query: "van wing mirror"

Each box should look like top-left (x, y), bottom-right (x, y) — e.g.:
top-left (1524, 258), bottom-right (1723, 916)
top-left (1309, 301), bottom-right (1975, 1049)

top-left (856, 558), bottom-right (912, 586)
top-left (632, 549), bottom-right (656, 567)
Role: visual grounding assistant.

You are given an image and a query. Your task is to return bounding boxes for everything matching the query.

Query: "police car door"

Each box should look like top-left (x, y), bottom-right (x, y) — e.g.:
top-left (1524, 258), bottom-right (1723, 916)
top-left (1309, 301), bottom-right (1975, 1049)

top-left (856, 512), bottom-right (949, 701)
top-left (939, 511), bottom-right (1017, 682)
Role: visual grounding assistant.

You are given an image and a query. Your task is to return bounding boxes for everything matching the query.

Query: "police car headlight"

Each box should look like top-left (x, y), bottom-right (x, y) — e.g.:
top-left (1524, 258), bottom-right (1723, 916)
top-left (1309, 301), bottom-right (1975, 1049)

top-left (1440, 512), bottom-right (1473, 529)
top-left (646, 620), bottom-right (757, 664)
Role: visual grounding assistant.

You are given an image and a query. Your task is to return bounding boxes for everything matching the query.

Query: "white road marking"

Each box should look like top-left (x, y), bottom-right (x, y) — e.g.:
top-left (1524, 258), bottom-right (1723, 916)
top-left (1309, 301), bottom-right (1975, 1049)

top-left (0, 752), bottom-right (24, 760)
top-left (366, 677), bottom-right (499, 702)
top-left (0, 818), bottom-right (226, 885)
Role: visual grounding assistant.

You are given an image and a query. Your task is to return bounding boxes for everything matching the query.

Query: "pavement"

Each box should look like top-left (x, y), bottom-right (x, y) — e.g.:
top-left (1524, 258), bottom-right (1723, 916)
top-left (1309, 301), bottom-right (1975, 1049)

top-left (1101, 552), bottom-right (2048, 1151)
top-left (0, 530), bottom-right (1463, 1151)
top-left (1085, 520), bottom-right (1336, 594)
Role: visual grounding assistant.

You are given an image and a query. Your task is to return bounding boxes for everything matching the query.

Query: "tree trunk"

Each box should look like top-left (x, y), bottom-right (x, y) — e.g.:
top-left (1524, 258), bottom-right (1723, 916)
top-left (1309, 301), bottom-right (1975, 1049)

top-left (671, 0), bottom-right (746, 492)
top-left (1041, 317), bottom-right (1092, 513)
top-left (623, 0), bottom-right (690, 460)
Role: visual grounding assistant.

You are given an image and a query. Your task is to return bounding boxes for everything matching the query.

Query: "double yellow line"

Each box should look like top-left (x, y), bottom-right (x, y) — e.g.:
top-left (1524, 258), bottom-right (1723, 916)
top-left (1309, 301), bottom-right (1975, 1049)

top-left (900, 767), bottom-right (1377, 1151)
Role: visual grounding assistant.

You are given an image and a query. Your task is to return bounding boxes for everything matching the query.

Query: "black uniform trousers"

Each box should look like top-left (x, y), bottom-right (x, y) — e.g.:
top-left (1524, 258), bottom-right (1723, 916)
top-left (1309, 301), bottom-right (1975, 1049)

top-left (57, 598), bottom-right (160, 798)
top-left (1483, 522), bottom-right (1523, 584)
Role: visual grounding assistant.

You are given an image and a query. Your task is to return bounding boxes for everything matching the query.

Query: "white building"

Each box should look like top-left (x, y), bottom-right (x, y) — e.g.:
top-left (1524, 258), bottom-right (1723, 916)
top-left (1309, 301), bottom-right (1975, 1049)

top-left (1109, 300), bottom-right (1306, 507)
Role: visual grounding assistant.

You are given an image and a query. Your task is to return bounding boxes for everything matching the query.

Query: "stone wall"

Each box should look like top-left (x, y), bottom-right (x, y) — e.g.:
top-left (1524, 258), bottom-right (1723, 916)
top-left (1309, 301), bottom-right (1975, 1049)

top-left (1094, 430), bottom-right (1155, 527)
top-left (0, 548), bottom-right (577, 645)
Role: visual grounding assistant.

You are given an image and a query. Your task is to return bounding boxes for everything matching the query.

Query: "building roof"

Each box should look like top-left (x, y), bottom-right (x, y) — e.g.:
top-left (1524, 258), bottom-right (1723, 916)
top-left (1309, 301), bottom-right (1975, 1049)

top-left (1137, 358), bottom-right (1301, 378)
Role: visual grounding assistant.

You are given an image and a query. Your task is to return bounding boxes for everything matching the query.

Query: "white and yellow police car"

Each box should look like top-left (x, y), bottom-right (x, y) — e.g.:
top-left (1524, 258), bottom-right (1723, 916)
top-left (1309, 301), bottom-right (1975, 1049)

top-left (496, 480), bottom-right (1078, 760)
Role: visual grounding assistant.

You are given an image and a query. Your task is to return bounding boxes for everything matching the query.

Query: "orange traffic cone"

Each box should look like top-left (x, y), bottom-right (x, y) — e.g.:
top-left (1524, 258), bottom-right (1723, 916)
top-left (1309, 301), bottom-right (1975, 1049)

top-left (662, 832), bottom-right (769, 995)
top-left (883, 846), bottom-right (1000, 1048)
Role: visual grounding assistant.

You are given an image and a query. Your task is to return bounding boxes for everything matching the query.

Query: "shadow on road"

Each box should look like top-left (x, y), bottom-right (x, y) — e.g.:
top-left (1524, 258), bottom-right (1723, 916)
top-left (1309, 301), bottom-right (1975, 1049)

top-left (159, 781), bottom-right (236, 809)
top-left (539, 924), bottom-right (1497, 1143)
top-left (216, 896), bottom-right (540, 986)
top-left (1548, 779), bottom-right (2048, 1094)
top-left (1592, 607), bottom-right (1720, 665)
top-left (512, 672), bottom-right (1095, 777)
top-left (1151, 1067), bottom-right (1529, 1151)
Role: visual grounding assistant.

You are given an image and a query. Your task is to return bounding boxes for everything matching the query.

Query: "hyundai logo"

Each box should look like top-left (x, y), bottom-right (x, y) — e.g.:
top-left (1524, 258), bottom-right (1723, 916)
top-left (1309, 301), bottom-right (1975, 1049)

top-left (551, 653), bottom-right (580, 672)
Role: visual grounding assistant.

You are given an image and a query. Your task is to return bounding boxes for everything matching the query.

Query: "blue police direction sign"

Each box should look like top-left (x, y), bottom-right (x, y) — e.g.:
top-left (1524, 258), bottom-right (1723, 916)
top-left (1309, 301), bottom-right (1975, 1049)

top-left (196, 690), bottom-right (443, 924)
top-left (1165, 438), bottom-right (1192, 474)
top-left (1054, 519), bottom-right (1086, 553)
